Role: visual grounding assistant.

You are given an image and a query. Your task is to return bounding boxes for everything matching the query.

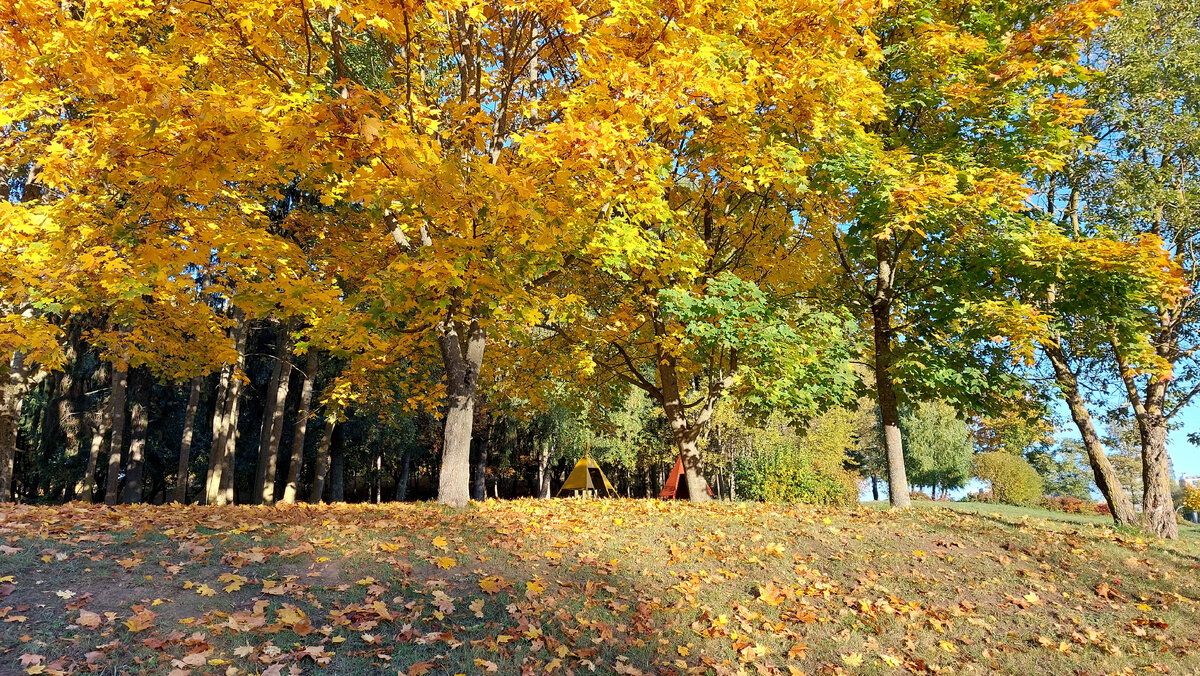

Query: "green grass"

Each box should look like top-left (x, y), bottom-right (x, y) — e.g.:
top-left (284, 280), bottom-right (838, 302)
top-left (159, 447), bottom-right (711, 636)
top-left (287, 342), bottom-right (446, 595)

top-left (2, 499), bottom-right (1199, 675)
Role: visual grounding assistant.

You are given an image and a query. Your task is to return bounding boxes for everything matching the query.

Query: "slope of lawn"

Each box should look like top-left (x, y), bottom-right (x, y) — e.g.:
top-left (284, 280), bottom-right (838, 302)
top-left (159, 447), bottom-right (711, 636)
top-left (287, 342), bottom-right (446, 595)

top-left (1, 498), bottom-right (1198, 675)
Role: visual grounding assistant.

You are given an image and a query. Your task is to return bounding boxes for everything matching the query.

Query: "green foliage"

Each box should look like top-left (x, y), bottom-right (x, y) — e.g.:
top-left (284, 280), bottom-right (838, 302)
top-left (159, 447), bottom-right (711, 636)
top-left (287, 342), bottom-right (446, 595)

top-left (972, 452), bottom-right (1045, 507)
top-left (724, 408), bottom-right (860, 506)
top-left (658, 273), bottom-right (860, 420)
top-left (899, 401), bottom-right (973, 496)
top-left (1026, 440), bottom-right (1093, 500)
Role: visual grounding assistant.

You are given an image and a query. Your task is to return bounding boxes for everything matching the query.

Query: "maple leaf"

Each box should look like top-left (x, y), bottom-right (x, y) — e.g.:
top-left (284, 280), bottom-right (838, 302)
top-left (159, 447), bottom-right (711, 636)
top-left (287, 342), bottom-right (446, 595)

top-left (76, 610), bottom-right (102, 629)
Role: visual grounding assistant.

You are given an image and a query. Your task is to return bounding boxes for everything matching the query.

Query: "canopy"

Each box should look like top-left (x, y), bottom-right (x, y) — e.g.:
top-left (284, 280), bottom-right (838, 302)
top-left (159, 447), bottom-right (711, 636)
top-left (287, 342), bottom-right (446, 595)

top-left (659, 455), bottom-right (715, 500)
top-left (557, 456), bottom-right (618, 497)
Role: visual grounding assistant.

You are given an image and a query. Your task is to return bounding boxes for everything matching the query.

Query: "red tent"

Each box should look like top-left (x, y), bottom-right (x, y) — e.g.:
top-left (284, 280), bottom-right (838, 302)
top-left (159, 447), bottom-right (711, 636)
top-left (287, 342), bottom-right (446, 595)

top-left (659, 455), bottom-right (715, 500)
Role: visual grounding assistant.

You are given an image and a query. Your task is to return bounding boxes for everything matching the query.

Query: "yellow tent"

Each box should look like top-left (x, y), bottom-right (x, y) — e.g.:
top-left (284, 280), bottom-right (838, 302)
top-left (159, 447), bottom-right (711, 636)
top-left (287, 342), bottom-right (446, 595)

top-left (556, 456), bottom-right (617, 497)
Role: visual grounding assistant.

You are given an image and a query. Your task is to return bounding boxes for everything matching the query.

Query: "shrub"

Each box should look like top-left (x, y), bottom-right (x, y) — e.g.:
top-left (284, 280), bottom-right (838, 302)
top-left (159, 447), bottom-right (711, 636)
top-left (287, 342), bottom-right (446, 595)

top-left (1043, 496), bottom-right (1086, 514)
top-left (971, 452), bottom-right (1044, 507)
top-left (734, 448), bottom-right (857, 506)
top-left (1095, 502), bottom-right (1111, 516)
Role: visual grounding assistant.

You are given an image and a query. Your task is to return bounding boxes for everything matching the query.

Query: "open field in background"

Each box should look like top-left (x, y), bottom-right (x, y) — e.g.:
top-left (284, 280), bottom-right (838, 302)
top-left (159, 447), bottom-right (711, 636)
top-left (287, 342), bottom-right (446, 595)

top-left (1, 499), bottom-right (1198, 676)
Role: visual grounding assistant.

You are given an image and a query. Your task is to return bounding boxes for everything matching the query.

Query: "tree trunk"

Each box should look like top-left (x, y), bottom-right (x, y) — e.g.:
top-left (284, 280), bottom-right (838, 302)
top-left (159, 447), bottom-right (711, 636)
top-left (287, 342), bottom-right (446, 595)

top-left (328, 421), bottom-right (344, 502)
top-left (470, 415), bottom-right (489, 502)
top-left (173, 376), bottom-right (203, 503)
top-left (871, 475), bottom-right (879, 502)
top-left (437, 316), bottom-right (485, 508)
top-left (80, 402), bottom-right (110, 502)
top-left (872, 290), bottom-right (911, 509)
top-left (122, 370), bottom-right (150, 504)
top-left (1045, 340), bottom-right (1139, 526)
top-left (0, 354), bottom-right (29, 503)
top-left (206, 308), bottom-right (248, 506)
top-left (204, 363), bottom-right (231, 503)
top-left (255, 330), bottom-right (291, 505)
top-left (282, 349), bottom-right (317, 504)
top-left (103, 364), bottom-right (128, 506)
top-left (537, 434), bottom-right (553, 499)
top-left (309, 417), bottom-right (335, 502)
top-left (656, 350), bottom-right (711, 503)
top-left (394, 446), bottom-right (411, 501)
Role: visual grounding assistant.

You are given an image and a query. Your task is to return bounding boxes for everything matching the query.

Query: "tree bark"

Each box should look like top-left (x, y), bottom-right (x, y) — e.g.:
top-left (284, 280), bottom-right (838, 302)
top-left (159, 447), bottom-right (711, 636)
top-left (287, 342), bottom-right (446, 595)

top-left (437, 315), bottom-right (486, 508)
top-left (255, 330), bottom-right (292, 505)
top-left (103, 364), bottom-right (128, 506)
top-left (173, 376), bottom-right (203, 503)
top-left (282, 349), bottom-right (317, 504)
top-left (1044, 340), bottom-right (1140, 526)
top-left (205, 308), bottom-right (248, 506)
top-left (80, 401), bottom-right (110, 502)
top-left (309, 417), bottom-right (335, 502)
top-left (122, 370), bottom-right (150, 503)
top-left (537, 433), bottom-right (553, 498)
top-left (872, 287), bottom-right (911, 509)
top-left (394, 446), bottom-right (411, 501)
top-left (655, 344), bottom-right (711, 503)
top-left (328, 421), bottom-right (344, 502)
top-left (470, 413), bottom-right (489, 502)
top-left (0, 353), bottom-right (32, 503)
top-left (1110, 340), bottom-right (1178, 538)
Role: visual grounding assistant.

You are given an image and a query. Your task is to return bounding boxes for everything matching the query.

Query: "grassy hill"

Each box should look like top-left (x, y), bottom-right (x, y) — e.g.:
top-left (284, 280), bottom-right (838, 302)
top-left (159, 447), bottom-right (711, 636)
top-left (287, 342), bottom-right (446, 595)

top-left (1, 499), bottom-right (1198, 675)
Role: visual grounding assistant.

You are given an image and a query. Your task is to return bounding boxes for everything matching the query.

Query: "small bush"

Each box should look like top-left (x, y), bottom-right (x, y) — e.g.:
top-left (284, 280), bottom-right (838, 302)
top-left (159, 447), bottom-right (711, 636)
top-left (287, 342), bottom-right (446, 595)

top-left (971, 452), bottom-right (1044, 507)
top-left (734, 450), bottom-right (857, 506)
top-left (1095, 502), bottom-right (1111, 516)
top-left (1043, 496), bottom-right (1086, 514)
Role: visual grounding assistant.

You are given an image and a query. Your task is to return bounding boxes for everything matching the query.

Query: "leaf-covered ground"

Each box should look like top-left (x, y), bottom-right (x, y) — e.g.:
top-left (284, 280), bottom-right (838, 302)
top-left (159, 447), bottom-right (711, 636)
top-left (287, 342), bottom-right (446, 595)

top-left (1, 500), bottom-right (1198, 676)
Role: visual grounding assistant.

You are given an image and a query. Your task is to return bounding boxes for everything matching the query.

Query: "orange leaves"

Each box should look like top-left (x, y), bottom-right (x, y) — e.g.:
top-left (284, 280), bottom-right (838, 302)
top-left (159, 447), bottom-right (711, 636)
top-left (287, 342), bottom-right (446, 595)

top-left (122, 606), bottom-right (156, 632)
top-left (757, 582), bottom-right (788, 607)
top-left (479, 575), bottom-right (508, 594)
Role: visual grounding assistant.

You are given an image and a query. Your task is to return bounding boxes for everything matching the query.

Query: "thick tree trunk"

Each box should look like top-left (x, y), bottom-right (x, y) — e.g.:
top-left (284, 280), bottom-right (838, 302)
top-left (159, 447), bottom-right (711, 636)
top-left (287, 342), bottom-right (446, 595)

top-left (1140, 412), bottom-right (1177, 539)
top-left (103, 364), bottom-right (129, 506)
top-left (255, 330), bottom-right (291, 505)
top-left (173, 376), bottom-right (203, 503)
top-left (122, 370), bottom-right (150, 504)
top-left (328, 422), bottom-right (344, 502)
top-left (1110, 340), bottom-right (1179, 539)
top-left (872, 294), bottom-right (911, 509)
top-left (282, 349), bottom-right (317, 504)
top-left (1045, 341), bottom-right (1139, 526)
top-left (656, 349), bottom-right (711, 503)
top-left (437, 316), bottom-right (485, 508)
top-left (204, 364), bottom-right (231, 503)
top-left (0, 356), bottom-right (28, 503)
top-left (309, 417), bottom-right (335, 503)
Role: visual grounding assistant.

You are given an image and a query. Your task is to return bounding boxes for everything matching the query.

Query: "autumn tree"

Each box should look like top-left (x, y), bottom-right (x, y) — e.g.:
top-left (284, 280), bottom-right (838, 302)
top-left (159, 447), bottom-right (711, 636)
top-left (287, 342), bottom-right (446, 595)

top-left (816, 0), bottom-right (1122, 508)
top-left (1079, 0), bottom-right (1200, 539)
